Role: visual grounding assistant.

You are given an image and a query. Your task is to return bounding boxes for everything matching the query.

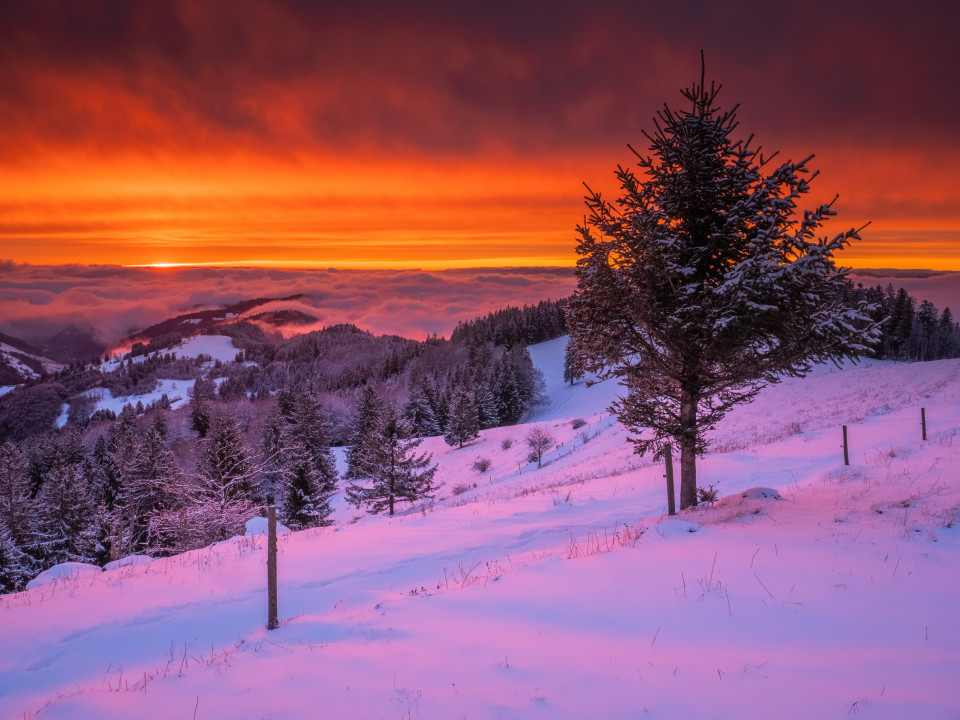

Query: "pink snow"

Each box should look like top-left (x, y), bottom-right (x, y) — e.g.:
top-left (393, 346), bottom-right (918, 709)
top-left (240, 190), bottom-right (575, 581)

top-left (2, 340), bottom-right (959, 719)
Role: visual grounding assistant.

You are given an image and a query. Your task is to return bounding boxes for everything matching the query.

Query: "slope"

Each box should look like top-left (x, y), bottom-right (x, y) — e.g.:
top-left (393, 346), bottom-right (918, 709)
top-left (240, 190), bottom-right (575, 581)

top-left (1, 344), bottom-right (959, 720)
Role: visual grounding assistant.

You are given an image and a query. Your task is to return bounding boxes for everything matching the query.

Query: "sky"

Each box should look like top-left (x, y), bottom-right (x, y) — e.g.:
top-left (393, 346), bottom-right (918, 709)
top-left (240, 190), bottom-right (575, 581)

top-left (1, 0), bottom-right (959, 271)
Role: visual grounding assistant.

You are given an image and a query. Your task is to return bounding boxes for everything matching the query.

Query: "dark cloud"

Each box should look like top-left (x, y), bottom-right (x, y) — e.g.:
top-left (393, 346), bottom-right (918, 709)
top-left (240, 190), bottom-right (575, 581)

top-left (1, 0), bottom-right (956, 159)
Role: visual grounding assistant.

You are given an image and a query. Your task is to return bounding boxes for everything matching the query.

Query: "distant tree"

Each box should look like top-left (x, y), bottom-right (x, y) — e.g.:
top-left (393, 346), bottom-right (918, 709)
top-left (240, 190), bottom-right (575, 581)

top-left (567, 63), bottom-right (879, 509)
top-left (444, 384), bottom-right (480, 449)
top-left (525, 425), bottom-right (553, 469)
top-left (563, 337), bottom-right (585, 385)
top-left (346, 385), bottom-right (387, 479)
top-left (403, 382), bottom-right (441, 437)
top-left (346, 408), bottom-right (437, 516)
top-left (266, 391), bottom-right (338, 529)
top-left (0, 443), bottom-right (36, 588)
top-left (126, 424), bottom-right (180, 553)
top-left (0, 519), bottom-right (32, 593)
top-left (472, 376), bottom-right (500, 429)
top-left (189, 377), bottom-right (216, 438)
top-left (0, 443), bottom-right (34, 550)
top-left (34, 461), bottom-right (96, 565)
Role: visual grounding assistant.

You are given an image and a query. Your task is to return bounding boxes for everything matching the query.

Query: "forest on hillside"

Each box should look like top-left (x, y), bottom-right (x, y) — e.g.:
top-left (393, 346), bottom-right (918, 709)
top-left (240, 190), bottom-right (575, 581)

top-left (1, 284), bottom-right (959, 593)
top-left (0, 300), bottom-right (566, 592)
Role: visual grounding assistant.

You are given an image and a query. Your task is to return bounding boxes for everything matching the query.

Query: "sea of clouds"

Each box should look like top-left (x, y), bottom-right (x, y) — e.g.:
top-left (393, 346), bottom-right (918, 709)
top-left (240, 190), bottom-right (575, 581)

top-left (0, 263), bottom-right (578, 346)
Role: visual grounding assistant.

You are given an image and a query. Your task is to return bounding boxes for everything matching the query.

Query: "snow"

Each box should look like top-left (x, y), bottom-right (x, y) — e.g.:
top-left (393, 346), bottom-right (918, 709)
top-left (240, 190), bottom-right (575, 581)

top-left (57, 378), bottom-right (199, 428)
top-left (101, 334), bottom-right (239, 372)
top-left (25, 562), bottom-right (102, 590)
top-left (102, 556), bottom-right (154, 572)
top-left (176, 335), bottom-right (238, 363)
top-left (0, 385), bottom-right (14, 397)
top-left (3, 338), bottom-right (960, 719)
top-left (245, 517), bottom-right (291, 537)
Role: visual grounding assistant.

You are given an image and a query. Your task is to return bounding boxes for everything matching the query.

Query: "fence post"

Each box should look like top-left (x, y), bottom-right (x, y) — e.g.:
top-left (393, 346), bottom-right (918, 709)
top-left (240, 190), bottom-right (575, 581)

top-left (267, 505), bottom-right (278, 630)
top-left (921, 407), bottom-right (927, 441)
top-left (842, 425), bottom-right (849, 466)
top-left (664, 443), bottom-right (676, 516)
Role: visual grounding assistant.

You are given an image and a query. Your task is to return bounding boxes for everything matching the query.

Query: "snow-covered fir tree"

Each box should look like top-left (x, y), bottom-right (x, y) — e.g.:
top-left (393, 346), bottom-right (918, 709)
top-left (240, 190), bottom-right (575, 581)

top-left (403, 382), bottom-right (441, 437)
top-left (346, 385), bottom-right (387, 479)
top-left (346, 408), bottom-right (437, 516)
top-left (444, 383), bottom-right (480, 448)
top-left (567, 61), bottom-right (879, 509)
top-left (262, 389), bottom-right (338, 529)
top-left (472, 375), bottom-right (500, 429)
top-left (563, 337), bottom-right (585, 385)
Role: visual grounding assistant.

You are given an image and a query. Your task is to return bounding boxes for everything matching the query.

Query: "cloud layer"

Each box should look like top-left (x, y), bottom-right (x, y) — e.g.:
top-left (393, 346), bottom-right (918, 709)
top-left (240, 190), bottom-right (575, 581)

top-left (0, 263), bottom-right (577, 346)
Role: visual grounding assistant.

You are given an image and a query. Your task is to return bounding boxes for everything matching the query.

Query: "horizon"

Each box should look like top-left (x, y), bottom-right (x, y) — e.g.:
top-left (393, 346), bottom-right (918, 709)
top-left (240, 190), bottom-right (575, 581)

top-left (3, 262), bottom-right (960, 354)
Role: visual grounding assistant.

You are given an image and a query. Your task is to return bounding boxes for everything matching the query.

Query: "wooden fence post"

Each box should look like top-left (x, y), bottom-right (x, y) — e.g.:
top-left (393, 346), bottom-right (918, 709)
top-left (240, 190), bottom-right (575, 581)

top-left (664, 444), bottom-right (676, 516)
top-left (267, 505), bottom-right (278, 630)
top-left (921, 408), bottom-right (927, 441)
top-left (843, 425), bottom-right (849, 466)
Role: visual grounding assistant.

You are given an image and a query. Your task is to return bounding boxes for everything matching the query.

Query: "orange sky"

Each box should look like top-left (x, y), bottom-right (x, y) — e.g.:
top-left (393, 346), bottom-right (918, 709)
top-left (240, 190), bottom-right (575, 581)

top-left (1, 1), bottom-right (958, 271)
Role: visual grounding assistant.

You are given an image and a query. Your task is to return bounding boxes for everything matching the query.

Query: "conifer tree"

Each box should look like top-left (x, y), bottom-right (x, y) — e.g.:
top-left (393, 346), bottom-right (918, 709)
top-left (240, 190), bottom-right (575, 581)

top-left (346, 408), bottom-right (437, 516)
top-left (346, 385), bottom-right (387, 479)
top-left (0, 442), bottom-right (34, 553)
top-left (189, 377), bottom-right (215, 438)
top-left (444, 384), bottom-right (480, 448)
top-left (403, 383), bottom-right (441, 437)
top-left (563, 338), bottom-right (585, 385)
top-left (567, 62), bottom-right (879, 509)
top-left (35, 462), bottom-right (96, 565)
top-left (127, 424), bottom-right (181, 553)
top-left (0, 443), bottom-right (35, 586)
top-left (0, 519), bottom-right (32, 592)
top-left (472, 377), bottom-right (500, 430)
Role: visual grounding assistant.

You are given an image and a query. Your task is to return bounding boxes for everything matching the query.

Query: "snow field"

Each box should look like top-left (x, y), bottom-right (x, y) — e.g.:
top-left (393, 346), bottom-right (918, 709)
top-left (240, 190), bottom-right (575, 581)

top-left (2, 341), bottom-right (959, 719)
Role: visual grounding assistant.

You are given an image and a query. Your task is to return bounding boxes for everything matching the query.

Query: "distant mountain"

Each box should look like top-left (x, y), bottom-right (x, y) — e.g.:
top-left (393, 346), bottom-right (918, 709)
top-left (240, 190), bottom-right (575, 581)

top-left (0, 331), bottom-right (65, 384)
top-left (40, 325), bottom-right (105, 365)
top-left (123, 295), bottom-right (306, 347)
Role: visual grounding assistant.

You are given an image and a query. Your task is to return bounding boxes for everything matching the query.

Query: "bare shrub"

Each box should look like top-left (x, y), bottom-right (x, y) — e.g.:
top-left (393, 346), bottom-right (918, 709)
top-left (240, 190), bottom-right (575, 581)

top-left (472, 457), bottom-right (491, 473)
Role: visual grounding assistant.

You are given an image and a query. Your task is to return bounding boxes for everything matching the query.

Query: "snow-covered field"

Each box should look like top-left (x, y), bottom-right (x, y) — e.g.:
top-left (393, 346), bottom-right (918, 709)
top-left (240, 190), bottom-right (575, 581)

top-left (55, 336), bottom-right (243, 427)
top-left (3, 340), bottom-right (959, 720)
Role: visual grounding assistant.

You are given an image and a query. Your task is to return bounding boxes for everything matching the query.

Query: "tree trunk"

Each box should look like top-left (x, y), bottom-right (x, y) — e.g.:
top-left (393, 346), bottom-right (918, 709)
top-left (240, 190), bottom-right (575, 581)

top-left (678, 384), bottom-right (698, 510)
top-left (388, 448), bottom-right (396, 516)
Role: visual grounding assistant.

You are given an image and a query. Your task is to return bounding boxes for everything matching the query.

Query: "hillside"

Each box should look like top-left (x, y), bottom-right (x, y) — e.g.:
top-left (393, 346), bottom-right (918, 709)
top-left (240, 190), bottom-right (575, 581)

top-left (2, 342), bottom-right (958, 719)
top-left (0, 331), bottom-right (64, 386)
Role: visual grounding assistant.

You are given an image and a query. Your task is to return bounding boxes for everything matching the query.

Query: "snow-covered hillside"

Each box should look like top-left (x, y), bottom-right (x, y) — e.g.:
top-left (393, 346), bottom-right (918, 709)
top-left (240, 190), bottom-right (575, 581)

top-left (2, 341), bottom-right (959, 720)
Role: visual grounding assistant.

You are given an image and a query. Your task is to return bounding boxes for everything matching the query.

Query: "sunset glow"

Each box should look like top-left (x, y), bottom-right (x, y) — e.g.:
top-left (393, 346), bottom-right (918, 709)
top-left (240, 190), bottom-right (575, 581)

top-left (0, 1), bottom-right (958, 270)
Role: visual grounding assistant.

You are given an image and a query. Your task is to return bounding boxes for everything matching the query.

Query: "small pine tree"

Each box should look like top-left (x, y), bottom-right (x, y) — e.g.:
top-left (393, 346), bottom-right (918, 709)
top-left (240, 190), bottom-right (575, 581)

top-left (403, 383), bottom-right (441, 437)
top-left (346, 409), bottom-right (437, 516)
top-left (189, 378), bottom-right (215, 438)
top-left (444, 384), bottom-right (480, 449)
top-left (472, 377), bottom-right (500, 429)
top-left (563, 337), bottom-right (585, 385)
top-left (346, 385), bottom-right (387, 479)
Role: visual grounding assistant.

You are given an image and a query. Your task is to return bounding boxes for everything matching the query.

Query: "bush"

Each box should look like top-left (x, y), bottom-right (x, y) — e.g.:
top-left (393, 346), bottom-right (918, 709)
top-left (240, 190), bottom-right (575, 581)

top-left (452, 483), bottom-right (476, 496)
top-left (697, 484), bottom-right (719, 504)
top-left (472, 457), bottom-right (491, 473)
top-left (571, 418), bottom-right (586, 430)
top-left (501, 438), bottom-right (513, 450)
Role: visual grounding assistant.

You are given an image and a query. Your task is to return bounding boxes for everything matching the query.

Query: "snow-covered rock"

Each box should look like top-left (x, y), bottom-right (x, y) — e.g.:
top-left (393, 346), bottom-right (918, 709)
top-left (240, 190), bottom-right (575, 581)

top-left (26, 562), bottom-right (102, 589)
top-left (103, 555), bottom-right (154, 571)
